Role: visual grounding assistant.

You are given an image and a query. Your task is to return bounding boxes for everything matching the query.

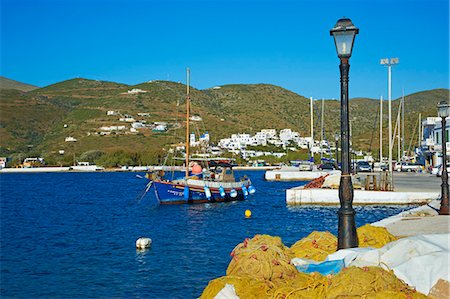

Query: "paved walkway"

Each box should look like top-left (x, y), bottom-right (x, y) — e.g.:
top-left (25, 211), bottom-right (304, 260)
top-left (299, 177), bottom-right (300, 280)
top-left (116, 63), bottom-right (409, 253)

top-left (372, 199), bottom-right (450, 237)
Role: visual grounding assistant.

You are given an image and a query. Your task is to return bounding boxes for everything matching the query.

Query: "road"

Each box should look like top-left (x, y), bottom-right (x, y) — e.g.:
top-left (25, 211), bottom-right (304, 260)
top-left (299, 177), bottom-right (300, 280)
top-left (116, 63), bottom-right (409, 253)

top-left (356, 171), bottom-right (443, 193)
top-left (393, 171), bottom-right (443, 192)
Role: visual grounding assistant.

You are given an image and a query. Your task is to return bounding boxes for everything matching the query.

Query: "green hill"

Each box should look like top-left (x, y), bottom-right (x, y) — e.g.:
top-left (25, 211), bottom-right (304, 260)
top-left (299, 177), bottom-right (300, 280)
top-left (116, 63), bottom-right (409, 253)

top-left (0, 76), bottom-right (447, 166)
top-left (0, 76), bottom-right (38, 91)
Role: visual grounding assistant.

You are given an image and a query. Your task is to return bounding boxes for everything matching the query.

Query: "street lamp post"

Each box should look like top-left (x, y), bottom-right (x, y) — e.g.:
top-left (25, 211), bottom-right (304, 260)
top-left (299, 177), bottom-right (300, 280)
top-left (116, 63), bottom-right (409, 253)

top-left (335, 133), bottom-right (339, 169)
top-left (330, 17), bottom-right (359, 249)
top-left (438, 101), bottom-right (450, 215)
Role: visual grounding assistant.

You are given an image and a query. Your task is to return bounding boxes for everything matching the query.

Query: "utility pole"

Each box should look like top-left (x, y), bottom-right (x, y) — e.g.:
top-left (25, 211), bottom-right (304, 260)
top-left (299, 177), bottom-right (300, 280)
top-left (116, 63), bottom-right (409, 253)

top-left (380, 58), bottom-right (399, 191)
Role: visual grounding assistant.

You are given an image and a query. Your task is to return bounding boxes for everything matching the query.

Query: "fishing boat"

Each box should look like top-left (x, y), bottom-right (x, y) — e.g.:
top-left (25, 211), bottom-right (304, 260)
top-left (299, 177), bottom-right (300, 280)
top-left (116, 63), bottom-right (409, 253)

top-left (143, 69), bottom-right (255, 204)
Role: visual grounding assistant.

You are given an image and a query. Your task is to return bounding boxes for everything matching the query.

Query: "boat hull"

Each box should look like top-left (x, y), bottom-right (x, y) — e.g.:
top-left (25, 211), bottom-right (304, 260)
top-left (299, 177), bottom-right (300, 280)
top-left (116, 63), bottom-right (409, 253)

top-left (152, 181), bottom-right (249, 204)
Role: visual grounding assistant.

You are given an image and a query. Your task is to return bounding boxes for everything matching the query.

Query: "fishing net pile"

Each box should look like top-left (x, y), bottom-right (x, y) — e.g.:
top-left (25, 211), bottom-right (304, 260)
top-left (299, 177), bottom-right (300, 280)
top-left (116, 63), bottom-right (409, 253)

top-left (289, 231), bottom-right (337, 261)
top-left (357, 223), bottom-right (398, 248)
top-left (226, 235), bottom-right (297, 285)
top-left (200, 225), bottom-right (427, 298)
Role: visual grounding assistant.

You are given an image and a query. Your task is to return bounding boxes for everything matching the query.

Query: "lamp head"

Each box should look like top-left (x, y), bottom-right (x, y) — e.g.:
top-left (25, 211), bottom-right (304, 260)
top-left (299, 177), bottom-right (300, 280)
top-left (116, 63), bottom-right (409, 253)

top-left (438, 101), bottom-right (450, 118)
top-left (330, 17), bottom-right (359, 58)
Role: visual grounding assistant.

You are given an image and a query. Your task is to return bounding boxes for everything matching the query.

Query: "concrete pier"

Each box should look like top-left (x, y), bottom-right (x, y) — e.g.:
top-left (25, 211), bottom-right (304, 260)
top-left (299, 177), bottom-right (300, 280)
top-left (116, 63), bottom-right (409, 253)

top-left (286, 172), bottom-right (442, 205)
top-left (265, 167), bottom-right (335, 181)
top-left (286, 188), bottom-right (439, 205)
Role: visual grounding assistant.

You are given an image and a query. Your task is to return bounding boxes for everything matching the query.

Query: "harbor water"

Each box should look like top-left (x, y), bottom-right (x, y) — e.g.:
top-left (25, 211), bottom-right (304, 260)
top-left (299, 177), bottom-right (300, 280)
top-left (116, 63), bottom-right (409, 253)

top-left (1, 171), bottom-right (417, 298)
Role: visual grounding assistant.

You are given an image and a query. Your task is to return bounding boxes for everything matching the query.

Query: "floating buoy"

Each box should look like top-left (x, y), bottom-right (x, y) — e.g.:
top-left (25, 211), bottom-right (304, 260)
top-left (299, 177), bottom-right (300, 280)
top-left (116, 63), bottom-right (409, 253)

top-left (136, 237), bottom-right (152, 249)
top-left (204, 186), bottom-right (212, 200)
top-left (219, 186), bottom-right (226, 198)
top-left (245, 209), bottom-right (252, 218)
top-left (248, 185), bottom-right (256, 195)
top-left (242, 185), bottom-right (249, 198)
top-left (230, 188), bottom-right (238, 198)
top-left (183, 186), bottom-right (190, 200)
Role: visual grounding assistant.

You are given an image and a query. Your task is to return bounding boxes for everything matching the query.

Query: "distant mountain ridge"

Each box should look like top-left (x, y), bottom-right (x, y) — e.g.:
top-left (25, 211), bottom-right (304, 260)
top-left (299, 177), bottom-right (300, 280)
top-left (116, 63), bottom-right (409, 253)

top-left (0, 76), bottom-right (448, 166)
top-left (0, 76), bottom-right (38, 91)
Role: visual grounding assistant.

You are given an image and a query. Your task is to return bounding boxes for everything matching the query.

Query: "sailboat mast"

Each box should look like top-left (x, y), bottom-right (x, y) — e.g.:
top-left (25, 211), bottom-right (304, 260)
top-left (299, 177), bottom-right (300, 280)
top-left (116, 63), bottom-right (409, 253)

top-left (185, 68), bottom-right (190, 177)
top-left (380, 95), bottom-right (383, 163)
top-left (310, 97), bottom-right (314, 140)
top-left (402, 89), bottom-right (405, 160)
top-left (321, 98), bottom-right (325, 142)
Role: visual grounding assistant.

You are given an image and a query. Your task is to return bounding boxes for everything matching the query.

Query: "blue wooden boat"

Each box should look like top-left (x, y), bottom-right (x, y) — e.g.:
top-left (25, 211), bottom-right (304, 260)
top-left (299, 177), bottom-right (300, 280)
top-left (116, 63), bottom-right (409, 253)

top-left (142, 68), bottom-right (255, 204)
top-left (147, 163), bottom-right (255, 204)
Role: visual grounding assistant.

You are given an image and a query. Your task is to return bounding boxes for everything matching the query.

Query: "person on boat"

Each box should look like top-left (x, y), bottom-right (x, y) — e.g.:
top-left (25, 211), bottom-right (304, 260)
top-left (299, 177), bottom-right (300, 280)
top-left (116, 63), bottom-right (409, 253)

top-left (190, 162), bottom-right (203, 178)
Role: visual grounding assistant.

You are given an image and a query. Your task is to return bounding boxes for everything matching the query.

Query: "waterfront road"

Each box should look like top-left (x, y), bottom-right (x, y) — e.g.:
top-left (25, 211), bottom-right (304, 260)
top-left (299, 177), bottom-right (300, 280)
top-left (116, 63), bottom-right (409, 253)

top-left (392, 171), bottom-right (443, 192)
top-left (355, 171), bottom-right (442, 192)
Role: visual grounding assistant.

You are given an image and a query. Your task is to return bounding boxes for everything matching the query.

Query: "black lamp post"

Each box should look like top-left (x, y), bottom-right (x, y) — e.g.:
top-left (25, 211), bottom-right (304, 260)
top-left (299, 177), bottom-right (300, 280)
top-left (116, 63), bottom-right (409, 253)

top-left (330, 17), bottom-right (359, 249)
top-left (335, 133), bottom-right (339, 169)
top-left (438, 101), bottom-right (450, 215)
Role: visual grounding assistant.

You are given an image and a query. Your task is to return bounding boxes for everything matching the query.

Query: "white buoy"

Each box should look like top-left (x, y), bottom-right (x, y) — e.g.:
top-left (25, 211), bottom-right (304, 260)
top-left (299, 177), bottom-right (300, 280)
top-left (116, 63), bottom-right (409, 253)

top-left (136, 237), bottom-right (152, 249)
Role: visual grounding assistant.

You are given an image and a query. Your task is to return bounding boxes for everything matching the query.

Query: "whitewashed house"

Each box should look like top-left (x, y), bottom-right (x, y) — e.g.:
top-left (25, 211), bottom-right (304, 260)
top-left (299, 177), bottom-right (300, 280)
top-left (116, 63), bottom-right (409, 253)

top-left (65, 136), bottom-right (77, 142)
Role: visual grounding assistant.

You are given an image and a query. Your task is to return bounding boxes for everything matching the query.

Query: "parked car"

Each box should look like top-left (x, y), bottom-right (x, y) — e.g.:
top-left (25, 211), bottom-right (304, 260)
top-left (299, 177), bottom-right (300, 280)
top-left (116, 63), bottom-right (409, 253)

top-left (373, 162), bottom-right (388, 172)
top-left (437, 163), bottom-right (450, 177)
top-left (356, 161), bottom-right (372, 172)
top-left (318, 162), bottom-right (337, 170)
top-left (431, 164), bottom-right (441, 175)
top-left (291, 160), bottom-right (313, 171)
top-left (394, 162), bottom-right (422, 172)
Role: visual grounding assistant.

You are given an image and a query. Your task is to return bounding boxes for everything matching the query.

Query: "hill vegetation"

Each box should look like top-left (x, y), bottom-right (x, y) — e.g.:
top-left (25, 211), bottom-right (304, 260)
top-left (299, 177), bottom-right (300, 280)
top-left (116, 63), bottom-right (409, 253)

top-left (0, 76), bottom-right (448, 166)
top-left (0, 76), bottom-right (38, 91)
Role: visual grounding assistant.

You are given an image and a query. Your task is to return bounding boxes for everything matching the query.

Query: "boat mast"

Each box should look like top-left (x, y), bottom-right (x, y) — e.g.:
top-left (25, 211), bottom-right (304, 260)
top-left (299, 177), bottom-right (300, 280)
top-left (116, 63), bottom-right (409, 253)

top-left (310, 96), bottom-right (314, 141)
top-left (321, 98), bottom-right (325, 142)
top-left (380, 95), bottom-right (383, 164)
top-left (185, 68), bottom-right (190, 177)
top-left (402, 89), bottom-right (405, 161)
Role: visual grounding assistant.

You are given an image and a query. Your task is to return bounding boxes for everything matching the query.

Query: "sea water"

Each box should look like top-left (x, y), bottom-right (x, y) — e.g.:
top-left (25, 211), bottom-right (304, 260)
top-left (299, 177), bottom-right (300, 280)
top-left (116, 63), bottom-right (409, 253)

top-left (0, 171), bottom-right (415, 298)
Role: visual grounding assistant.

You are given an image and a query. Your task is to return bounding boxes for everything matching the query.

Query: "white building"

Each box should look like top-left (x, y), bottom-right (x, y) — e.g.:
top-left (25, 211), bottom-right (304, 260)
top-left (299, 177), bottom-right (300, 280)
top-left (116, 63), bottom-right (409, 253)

top-left (421, 116), bottom-right (450, 167)
top-left (279, 128), bottom-right (295, 145)
top-left (199, 132), bottom-right (210, 143)
top-left (100, 126), bottom-right (126, 131)
top-left (131, 122), bottom-right (146, 129)
top-left (127, 88), bottom-right (147, 94)
top-left (65, 136), bottom-right (77, 142)
top-left (260, 129), bottom-right (277, 138)
top-left (190, 115), bottom-right (202, 121)
top-left (119, 116), bottom-right (136, 122)
top-left (153, 123), bottom-right (168, 132)
top-left (107, 110), bottom-right (119, 116)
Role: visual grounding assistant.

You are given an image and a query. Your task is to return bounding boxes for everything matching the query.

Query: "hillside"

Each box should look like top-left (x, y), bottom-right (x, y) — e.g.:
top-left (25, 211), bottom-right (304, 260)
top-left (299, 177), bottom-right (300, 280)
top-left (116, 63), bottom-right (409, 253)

top-left (0, 76), bottom-right (38, 91)
top-left (0, 76), bottom-right (448, 166)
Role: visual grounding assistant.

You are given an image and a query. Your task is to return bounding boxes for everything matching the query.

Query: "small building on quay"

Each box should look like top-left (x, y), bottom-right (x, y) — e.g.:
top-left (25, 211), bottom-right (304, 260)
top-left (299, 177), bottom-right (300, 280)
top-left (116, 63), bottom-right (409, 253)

top-left (420, 116), bottom-right (450, 167)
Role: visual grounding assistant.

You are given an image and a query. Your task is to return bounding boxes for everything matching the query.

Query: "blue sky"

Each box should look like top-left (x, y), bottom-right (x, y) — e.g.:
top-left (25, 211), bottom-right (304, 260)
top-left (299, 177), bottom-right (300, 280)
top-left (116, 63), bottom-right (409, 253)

top-left (1, 0), bottom-right (448, 99)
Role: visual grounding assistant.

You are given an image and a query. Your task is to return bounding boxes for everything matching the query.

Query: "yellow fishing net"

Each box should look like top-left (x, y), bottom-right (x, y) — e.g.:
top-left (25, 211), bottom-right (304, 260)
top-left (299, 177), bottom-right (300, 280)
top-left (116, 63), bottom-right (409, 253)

top-left (226, 235), bottom-right (297, 285)
top-left (357, 224), bottom-right (398, 248)
top-left (272, 272), bottom-right (329, 299)
top-left (327, 266), bottom-right (427, 299)
top-left (289, 231), bottom-right (337, 261)
top-left (201, 228), bottom-right (428, 298)
top-left (199, 275), bottom-right (273, 299)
